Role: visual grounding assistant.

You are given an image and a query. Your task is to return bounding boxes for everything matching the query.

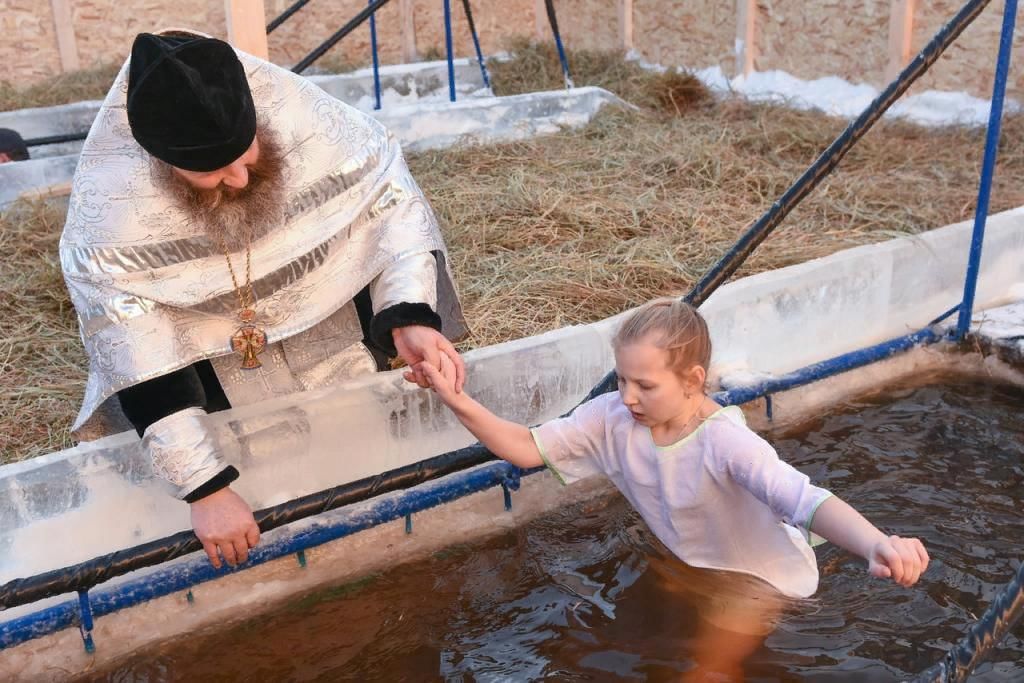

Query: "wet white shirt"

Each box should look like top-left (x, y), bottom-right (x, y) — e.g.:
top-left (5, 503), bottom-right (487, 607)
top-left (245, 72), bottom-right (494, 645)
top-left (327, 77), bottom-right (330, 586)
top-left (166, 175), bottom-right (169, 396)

top-left (531, 392), bottom-right (833, 598)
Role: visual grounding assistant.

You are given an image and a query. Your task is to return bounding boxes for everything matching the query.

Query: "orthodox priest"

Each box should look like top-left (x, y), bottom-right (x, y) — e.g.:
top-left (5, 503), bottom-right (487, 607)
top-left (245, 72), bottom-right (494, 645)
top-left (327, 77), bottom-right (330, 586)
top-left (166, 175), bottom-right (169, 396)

top-left (60, 31), bottom-right (467, 569)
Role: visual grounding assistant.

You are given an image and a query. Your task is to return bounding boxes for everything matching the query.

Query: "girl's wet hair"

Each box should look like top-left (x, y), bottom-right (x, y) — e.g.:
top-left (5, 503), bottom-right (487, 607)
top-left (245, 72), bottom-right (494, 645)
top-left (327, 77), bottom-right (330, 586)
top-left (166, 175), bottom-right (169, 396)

top-left (612, 297), bottom-right (712, 375)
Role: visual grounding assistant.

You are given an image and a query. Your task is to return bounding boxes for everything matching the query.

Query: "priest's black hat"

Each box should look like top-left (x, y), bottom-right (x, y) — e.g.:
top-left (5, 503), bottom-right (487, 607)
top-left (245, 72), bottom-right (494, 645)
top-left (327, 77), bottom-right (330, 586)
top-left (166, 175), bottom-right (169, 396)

top-left (126, 32), bottom-right (257, 172)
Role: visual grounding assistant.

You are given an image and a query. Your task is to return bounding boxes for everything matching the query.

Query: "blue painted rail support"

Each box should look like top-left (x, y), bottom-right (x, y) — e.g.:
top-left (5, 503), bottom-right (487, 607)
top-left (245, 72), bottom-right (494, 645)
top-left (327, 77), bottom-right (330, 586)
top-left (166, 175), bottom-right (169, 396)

top-left (443, 0), bottom-right (456, 101)
top-left (543, 0), bottom-right (573, 88)
top-left (76, 590), bottom-right (95, 654)
top-left (296, 549), bottom-right (308, 568)
top-left (405, 513), bottom-right (413, 534)
top-left (368, 0), bottom-right (382, 110)
top-left (954, 0), bottom-right (1017, 341)
top-left (461, 0), bottom-right (491, 90)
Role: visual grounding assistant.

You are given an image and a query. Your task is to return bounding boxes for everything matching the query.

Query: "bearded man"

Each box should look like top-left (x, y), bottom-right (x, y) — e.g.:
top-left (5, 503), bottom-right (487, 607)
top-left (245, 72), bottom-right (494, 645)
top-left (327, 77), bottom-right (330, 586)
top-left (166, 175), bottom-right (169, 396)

top-left (60, 31), bottom-right (467, 569)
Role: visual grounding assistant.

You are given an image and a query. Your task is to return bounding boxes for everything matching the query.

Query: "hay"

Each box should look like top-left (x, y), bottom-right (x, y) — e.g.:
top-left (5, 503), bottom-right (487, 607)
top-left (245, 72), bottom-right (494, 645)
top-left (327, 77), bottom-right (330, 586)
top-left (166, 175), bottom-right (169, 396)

top-left (0, 63), bottom-right (121, 113)
top-left (3, 42), bottom-right (1024, 463)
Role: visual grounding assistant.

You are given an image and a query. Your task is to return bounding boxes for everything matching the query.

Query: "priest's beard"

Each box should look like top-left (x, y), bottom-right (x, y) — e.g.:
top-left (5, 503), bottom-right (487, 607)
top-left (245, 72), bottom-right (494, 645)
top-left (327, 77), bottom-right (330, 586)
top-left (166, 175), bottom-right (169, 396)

top-left (155, 130), bottom-right (287, 246)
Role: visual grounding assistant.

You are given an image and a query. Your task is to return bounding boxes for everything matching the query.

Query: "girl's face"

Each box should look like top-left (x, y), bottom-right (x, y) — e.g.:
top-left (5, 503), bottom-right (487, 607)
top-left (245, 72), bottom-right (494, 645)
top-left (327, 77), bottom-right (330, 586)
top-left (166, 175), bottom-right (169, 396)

top-left (614, 338), bottom-right (703, 427)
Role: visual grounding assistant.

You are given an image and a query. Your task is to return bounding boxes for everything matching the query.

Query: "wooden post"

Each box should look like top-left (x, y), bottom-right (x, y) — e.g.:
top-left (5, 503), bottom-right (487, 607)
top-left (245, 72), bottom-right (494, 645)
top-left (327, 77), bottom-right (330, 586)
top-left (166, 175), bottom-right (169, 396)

top-left (619, 0), bottom-right (634, 52)
top-left (535, 0), bottom-right (547, 42)
top-left (735, 0), bottom-right (758, 77)
top-left (225, 0), bottom-right (270, 60)
top-left (49, 0), bottom-right (81, 72)
top-left (400, 0), bottom-right (418, 62)
top-left (886, 0), bottom-right (916, 82)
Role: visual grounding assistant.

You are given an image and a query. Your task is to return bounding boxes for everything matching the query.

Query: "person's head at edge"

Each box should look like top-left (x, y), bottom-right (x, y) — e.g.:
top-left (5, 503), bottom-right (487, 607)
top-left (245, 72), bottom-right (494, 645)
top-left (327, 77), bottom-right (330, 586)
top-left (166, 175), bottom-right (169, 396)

top-left (0, 128), bottom-right (30, 164)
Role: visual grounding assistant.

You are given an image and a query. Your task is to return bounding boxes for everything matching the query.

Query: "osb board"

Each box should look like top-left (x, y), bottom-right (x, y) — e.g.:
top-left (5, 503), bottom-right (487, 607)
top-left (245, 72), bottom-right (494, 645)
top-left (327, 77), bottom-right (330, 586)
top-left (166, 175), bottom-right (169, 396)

top-left (553, 0), bottom-right (621, 52)
top-left (909, 0), bottom-right (1024, 100)
top-left (267, 0), bottom-right (404, 68)
top-left (412, 0), bottom-right (537, 62)
top-left (757, 0), bottom-right (890, 86)
top-left (68, 0), bottom-right (227, 69)
top-left (1, 1), bottom-right (63, 85)
top-left (633, 0), bottom-right (736, 73)
top-left (4, 0), bottom-right (1023, 101)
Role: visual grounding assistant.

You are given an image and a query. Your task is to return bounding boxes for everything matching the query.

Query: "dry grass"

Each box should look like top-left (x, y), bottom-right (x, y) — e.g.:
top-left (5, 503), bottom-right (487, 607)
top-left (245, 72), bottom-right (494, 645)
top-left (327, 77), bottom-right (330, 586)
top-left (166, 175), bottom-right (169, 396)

top-left (0, 63), bottom-right (121, 112)
top-left (4, 42), bottom-right (1024, 462)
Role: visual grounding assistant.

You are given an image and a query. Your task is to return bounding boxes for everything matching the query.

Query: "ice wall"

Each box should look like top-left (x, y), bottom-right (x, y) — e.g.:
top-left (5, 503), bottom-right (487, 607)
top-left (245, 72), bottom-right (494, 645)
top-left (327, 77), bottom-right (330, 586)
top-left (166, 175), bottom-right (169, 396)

top-left (0, 59), bottom-right (490, 205)
top-left (1, 205), bottom-right (1022, 593)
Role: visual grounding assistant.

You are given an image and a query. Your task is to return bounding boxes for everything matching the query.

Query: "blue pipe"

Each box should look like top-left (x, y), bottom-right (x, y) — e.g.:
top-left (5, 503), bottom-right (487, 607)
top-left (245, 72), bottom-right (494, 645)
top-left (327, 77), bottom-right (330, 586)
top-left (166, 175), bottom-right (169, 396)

top-left (369, 0), bottom-right (382, 110)
top-left (0, 461), bottom-right (523, 650)
top-left (443, 0), bottom-right (456, 102)
top-left (955, 0), bottom-right (1017, 340)
top-left (76, 590), bottom-right (94, 654)
top-left (543, 0), bottom-right (574, 88)
top-left (461, 0), bottom-right (491, 90)
top-left (715, 328), bottom-right (942, 406)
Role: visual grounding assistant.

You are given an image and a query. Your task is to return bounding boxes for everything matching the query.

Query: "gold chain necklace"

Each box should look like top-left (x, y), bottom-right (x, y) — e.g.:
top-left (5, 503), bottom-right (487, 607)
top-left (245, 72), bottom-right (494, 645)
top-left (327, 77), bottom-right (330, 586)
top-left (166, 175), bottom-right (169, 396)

top-left (219, 234), bottom-right (267, 369)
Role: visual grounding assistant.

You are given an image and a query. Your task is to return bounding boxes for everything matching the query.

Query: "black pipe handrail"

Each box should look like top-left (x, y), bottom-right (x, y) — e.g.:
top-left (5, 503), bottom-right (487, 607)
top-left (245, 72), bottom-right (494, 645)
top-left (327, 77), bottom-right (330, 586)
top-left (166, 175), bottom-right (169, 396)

top-left (292, 0), bottom-right (393, 74)
top-left (909, 561), bottom-right (1024, 682)
top-left (25, 132), bottom-right (88, 148)
top-left (0, 0), bottom-right (994, 621)
top-left (267, 0), bottom-right (314, 34)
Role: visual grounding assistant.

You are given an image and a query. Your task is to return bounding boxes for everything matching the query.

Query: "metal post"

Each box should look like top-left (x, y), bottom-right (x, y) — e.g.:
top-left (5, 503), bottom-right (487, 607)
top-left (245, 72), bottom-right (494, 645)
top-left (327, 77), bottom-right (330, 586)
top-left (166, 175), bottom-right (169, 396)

top-left (369, 0), bottom-right (382, 109)
top-left (544, 0), bottom-right (574, 88)
top-left (461, 0), bottom-right (491, 90)
top-left (443, 0), bottom-right (456, 101)
top-left (954, 0), bottom-right (1017, 340)
top-left (76, 590), bottom-right (95, 654)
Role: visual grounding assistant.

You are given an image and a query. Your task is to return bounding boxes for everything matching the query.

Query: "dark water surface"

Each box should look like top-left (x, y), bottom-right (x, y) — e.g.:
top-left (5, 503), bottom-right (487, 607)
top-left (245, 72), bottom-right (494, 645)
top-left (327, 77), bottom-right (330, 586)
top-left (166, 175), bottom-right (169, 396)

top-left (85, 378), bottom-right (1024, 682)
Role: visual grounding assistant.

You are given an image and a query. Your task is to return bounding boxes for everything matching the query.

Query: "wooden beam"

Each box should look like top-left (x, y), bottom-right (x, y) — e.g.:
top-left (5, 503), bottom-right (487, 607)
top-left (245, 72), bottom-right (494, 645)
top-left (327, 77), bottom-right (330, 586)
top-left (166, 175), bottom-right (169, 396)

top-left (887, 0), bottom-right (916, 82)
top-left (619, 0), bottom-right (634, 52)
top-left (225, 0), bottom-right (270, 60)
top-left (20, 180), bottom-right (73, 202)
top-left (49, 0), bottom-right (80, 72)
top-left (400, 0), bottom-right (418, 62)
top-left (735, 0), bottom-right (758, 77)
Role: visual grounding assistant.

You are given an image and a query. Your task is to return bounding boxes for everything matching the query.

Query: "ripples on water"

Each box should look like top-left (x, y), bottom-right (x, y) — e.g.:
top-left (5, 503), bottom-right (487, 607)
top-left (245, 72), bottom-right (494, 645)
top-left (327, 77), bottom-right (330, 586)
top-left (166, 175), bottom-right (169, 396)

top-left (87, 378), bottom-right (1024, 682)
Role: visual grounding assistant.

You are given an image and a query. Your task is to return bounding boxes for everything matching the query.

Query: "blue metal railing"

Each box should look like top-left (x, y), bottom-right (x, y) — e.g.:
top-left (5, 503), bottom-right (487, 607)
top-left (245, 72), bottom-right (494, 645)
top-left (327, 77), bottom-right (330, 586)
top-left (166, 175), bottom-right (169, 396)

top-left (369, 0), bottom-right (382, 110)
top-left (954, 0), bottom-right (1017, 341)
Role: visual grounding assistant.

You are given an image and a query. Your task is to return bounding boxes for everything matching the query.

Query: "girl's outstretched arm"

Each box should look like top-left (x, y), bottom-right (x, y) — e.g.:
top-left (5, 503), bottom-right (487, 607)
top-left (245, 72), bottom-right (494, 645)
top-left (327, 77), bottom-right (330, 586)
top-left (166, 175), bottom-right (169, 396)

top-left (810, 496), bottom-right (930, 587)
top-left (414, 357), bottom-right (544, 469)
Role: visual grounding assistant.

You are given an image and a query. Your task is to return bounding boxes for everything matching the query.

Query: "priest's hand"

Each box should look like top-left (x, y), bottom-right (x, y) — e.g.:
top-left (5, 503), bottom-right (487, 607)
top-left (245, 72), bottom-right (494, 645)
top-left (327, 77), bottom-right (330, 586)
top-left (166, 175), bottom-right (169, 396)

top-left (190, 486), bottom-right (261, 569)
top-left (394, 324), bottom-right (465, 393)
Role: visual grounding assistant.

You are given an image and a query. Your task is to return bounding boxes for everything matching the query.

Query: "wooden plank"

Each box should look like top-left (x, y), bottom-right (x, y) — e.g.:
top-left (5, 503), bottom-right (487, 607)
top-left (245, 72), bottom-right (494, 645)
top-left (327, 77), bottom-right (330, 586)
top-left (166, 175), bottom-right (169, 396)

top-left (619, 0), bottom-right (634, 52)
top-left (20, 181), bottom-right (73, 202)
top-left (735, 0), bottom-right (758, 77)
top-left (400, 0), bottom-right (418, 62)
top-left (225, 0), bottom-right (270, 60)
top-left (49, 0), bottom-right (80, 72)
top-left (886, 0), bottom-right (916, 82)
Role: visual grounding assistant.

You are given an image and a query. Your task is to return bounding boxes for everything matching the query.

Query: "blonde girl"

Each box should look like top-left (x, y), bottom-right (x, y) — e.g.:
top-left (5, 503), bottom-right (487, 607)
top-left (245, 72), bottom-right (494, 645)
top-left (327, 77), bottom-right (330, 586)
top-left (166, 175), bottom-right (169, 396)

top-left (415, 297), bottom-right (929, 680)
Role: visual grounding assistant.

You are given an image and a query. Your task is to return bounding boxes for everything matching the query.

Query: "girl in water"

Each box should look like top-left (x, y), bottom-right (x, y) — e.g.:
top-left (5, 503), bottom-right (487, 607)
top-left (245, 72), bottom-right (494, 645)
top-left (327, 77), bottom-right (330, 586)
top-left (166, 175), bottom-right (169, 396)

top-left (414, 298), bottom-right (929, 680)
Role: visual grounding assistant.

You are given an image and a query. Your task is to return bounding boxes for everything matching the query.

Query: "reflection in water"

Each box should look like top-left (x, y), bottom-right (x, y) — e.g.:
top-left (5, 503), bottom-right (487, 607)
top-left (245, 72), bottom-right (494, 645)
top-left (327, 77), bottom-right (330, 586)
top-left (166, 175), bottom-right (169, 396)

top-left (84, 379), bottom-right (1024, 681)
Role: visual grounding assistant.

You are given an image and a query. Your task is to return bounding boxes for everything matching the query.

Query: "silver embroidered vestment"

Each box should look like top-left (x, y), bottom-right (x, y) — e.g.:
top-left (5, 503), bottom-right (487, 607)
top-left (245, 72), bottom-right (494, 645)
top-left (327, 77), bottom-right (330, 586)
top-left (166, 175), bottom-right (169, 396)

top-left (61, 49), bottom-right (466, 441)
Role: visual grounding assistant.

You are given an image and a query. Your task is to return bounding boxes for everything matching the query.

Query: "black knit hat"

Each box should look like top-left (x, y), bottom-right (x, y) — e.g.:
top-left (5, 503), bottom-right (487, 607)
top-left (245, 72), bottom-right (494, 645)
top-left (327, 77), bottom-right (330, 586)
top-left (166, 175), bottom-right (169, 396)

top-left (126, 33), bottom-right (257, 172)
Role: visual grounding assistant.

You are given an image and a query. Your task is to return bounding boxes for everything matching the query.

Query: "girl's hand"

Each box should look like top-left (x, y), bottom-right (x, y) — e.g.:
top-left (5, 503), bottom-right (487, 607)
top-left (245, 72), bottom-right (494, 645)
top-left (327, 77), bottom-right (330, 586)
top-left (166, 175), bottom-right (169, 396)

top-left (414, 354), bottom-right (461, 405)
top-left (867, 535), bottom-right (930, 587)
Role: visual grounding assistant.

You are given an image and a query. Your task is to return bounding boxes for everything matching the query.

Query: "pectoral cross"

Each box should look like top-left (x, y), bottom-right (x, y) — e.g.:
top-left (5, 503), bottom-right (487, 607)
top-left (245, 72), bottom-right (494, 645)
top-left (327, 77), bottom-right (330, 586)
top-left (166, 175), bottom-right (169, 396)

top-left (230, 308), bottom-right (267, 369)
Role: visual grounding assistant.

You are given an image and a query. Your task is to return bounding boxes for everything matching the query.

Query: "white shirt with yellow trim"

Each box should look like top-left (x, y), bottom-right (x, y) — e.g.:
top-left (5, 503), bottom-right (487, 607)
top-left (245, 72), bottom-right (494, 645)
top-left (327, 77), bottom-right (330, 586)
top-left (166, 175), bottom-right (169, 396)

top-left (530, 392), bottom-right (833, 598)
